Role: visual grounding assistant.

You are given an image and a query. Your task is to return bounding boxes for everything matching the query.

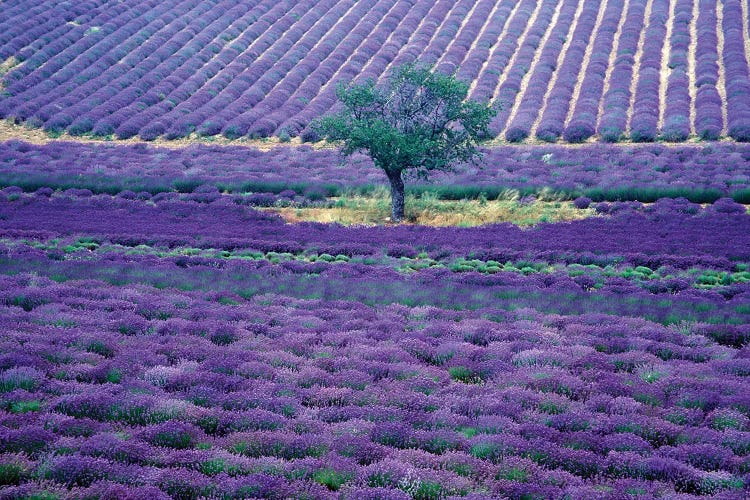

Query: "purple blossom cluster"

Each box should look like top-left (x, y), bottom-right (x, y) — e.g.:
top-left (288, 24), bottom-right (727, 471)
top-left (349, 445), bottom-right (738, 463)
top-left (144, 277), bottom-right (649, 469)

top-left (0, 264), bottom-right (748, 497)
top-left (2, 140), bottom-right (749, 202)
top-left (1, 1), bottom-right (749, 142)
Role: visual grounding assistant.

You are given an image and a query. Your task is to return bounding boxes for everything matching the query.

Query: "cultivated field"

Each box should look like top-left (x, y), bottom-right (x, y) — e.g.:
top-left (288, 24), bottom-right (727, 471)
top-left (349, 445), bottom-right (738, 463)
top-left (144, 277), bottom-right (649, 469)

top-left (1, 0), bottom-right (750, 143)
top-left (1, 1), bottom-right (750, 499)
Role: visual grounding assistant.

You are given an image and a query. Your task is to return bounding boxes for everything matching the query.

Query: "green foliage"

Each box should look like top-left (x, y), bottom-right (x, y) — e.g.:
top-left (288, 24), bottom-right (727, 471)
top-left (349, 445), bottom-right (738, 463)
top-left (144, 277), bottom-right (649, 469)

top-left (312, 468), bottom-right (352, 491)
top-left (448, 366), bottom-right (483, 384)
top-left (0, 462), bottom-right (26, 486)
top-left (314, 64), bottom-right (495, 177)
top-left (313, 63), bottom-right (496, 220)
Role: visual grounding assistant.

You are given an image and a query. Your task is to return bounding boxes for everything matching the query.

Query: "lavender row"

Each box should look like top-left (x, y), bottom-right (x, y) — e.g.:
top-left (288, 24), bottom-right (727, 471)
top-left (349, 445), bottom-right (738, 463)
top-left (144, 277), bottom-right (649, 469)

top-left (2, 140), bottom-right (750, 202)
top-left (283, 0), bottom-right (436, 141)
top-left (0, 271), bottom-right (748, 496)
top-left (534, 0), bottom-right (600, 142)
top-left (84, 0), bottom-right (264, 139)
top-left (629, 0), bottom-right (669, 142)
top-left (190, 0), bottom-right (348, 140)
top-left (503, 0), bottom-right (581, 142)
top-left (596, 0), bottom-right (648, 143)
top-left (562, 0), bottom-right (625, 142)
top-left (470, 0), bottom-right (537, 104)
top-left (694, 0), bottom-right (723, 140)
top-left (453, 0), bottom-right (516, 99)
top-left (433, 0), bottom-right (498, 77)
top-left (660, 0), bottom-right (693, 142)
top-left (128, 0), bottom-right (293, 141)
top-left (110, 1), bottom-right (278, 141)
top-left (489, 0), bottom-right (560, 137)
top-left (3, 0), bottom-right (182, 121)
top-left (244, 0), bottom-right (391, 139)
top-left (722, 1), bottom-right (750, 142)
top-left (2, 193), bottom-right (749, 272)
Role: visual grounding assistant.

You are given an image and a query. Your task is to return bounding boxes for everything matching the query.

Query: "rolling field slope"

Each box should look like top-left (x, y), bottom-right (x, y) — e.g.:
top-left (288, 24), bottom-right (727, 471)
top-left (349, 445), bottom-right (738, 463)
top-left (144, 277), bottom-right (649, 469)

top-left (0, 0), bottom-right (749, 143)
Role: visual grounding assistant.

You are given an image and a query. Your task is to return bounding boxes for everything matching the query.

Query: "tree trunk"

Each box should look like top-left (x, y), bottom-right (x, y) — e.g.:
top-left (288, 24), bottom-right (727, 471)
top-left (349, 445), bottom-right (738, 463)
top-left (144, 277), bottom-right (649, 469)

top-left (386, 169), bottom-right (405, 222)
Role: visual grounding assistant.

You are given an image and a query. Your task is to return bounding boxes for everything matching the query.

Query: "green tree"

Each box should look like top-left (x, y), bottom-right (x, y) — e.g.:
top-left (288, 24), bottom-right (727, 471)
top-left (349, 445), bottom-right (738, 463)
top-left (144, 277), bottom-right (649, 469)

top-left (313, 64), bottom-right (496, 222)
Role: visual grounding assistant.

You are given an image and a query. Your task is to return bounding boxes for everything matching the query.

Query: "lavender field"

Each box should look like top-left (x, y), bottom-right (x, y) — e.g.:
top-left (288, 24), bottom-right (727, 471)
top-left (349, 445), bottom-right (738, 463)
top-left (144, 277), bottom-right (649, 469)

top-left (1, 0), bottom-right (750, 143)
top-left (2, 0), bottom-right (750, 498)
top-left (0, 179), bottom-right (749, 497)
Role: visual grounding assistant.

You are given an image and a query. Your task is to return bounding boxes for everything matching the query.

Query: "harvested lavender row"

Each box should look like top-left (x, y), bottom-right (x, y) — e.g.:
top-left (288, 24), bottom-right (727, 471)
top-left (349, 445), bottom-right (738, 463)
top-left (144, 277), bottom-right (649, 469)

top-left (1, 140), bottom-right (750, 202)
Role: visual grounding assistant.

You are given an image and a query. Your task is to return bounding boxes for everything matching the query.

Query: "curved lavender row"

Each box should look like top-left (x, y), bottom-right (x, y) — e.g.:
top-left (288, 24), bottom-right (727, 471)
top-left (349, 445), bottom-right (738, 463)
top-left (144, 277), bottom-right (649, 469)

top-left (287, 2), bottom-right (425, 140)
top-left (113, 2), bottom-right (271, 140)
top-left (433, 0), bottom-right (497, 78)
top-left (385, 1), bottom-right (454, 71)
top-left (2, 194), bottom-right (749, 267)
top-left (98, 0), bottom-right (251, 139)
top-left (414, 1), bottom-right (474, 69)
top-left (53, 0), bottom-right (206, 137)
top-left (0, 1), bottom-right (82, 62)
top-left (217, 0), bottom-right (339, 140)
top-left (55, 0), bottom-right (214, 137)
top-left (2, 1), bottom-right (750, 142)
top-left (278, 0), bottom-right (411, 138)
top-left (201, 0), bottom-right (350, 140)
top-left (694, 0), bottom-right (722, 140)
top-left (596, 0), bottom-right (647, 143)
top-left (243, 0), bottom-right (383, 139)
top-left (50, 0), bottom-right (269, 138)
top-left (722, 1), bottom-right (750, 142)
top-left (660, 0), bottom-right (692, 142)
top-left (35, 0), bottom-right (199, 134)
top-left (453, 0), bottom-right (516, 94)
top-left (291, 0), bottom-right (440, 141)
top-left (177, 0), bottom-right (308, 140)
top-left (0, 0), bottom-right (111, 71)
top-left (4, 0), bottom-right (162, 122)
top-left (534, 0), bottom-right (599, 142)
top-left (490, 0), bottom-right (560, 137)
top-left (505, 0), bottom-right (581, 142)
top-left (629, 0), bottom-right (669, 142)
top-left (563, 0), bottom-right (625, 142)
top-left (152, 0), bottom-right (291, 139)
top-left (469, 0), bottom-right (537, 103)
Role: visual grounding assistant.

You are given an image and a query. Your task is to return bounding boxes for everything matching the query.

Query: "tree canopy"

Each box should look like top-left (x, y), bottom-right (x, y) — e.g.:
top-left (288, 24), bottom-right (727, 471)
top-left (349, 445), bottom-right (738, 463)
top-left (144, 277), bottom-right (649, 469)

top-left (313, 64), bottom-right (496, 221)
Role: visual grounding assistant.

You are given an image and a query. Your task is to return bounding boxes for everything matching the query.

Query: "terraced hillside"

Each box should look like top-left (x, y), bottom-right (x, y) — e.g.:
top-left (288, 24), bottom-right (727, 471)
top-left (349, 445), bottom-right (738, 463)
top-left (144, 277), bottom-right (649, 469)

top-left (1, 0), bottom-right (749, 143)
